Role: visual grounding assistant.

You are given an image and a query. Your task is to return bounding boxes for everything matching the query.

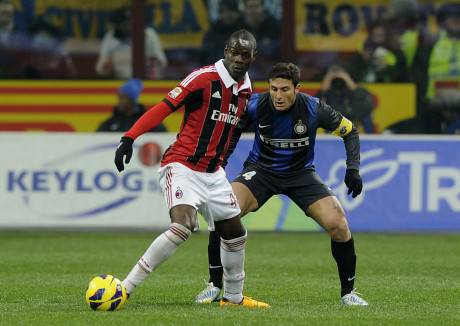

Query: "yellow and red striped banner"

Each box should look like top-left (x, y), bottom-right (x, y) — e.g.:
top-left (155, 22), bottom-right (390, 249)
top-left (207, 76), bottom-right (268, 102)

top-left (0, 80), bottom-right (182, 132)
top-left (0, 81), bottom-right (415, 133)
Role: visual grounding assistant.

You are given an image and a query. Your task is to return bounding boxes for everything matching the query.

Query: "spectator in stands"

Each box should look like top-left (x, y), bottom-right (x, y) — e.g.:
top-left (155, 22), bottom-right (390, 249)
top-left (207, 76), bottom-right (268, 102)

top-left (0, 0), bottom-right (17, 77)
top-left (241, 0), bottom-right (280, 79)
top-left (242, 0), bottom-right (280, 55)
top-left (97, 79), bottom-right (167, 132)
top-left (348, 20), bottom-right (408, 83)
top-left (414, 4), bottom-right (460, 134)
top-left (200, 0), bottom-right (245, 65)
top-left (0, 0), bottom-right (14, 44)
top-left (20, 16), bottom-right (76, 79)
top-left (96, 7), bottom-right (167, 80)
top-left (317, 65), bottom-right (375, 133)
top-left (385, 0), bottom-right (422, 69)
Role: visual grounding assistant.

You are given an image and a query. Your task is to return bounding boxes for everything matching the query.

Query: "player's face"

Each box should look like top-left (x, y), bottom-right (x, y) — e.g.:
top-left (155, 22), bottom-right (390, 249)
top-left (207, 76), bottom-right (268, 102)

top-left (269, 78), bottom-right (299, 111)
top-left (223, 39), bottom-right (256, 82)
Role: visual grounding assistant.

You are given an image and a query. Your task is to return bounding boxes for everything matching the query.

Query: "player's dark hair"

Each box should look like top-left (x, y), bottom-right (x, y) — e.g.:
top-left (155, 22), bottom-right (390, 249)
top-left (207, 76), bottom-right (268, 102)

top-left (225, 29), bottom-right (257, 52)
top-left (268, 62), bottom-right (300, 86)
top-left (268, 62), bottom-right (301, 87)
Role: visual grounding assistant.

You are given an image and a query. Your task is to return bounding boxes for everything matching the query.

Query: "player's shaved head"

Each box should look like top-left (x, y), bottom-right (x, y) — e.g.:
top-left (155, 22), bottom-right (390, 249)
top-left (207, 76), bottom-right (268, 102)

top-left (226, 29), bottom-right (257, 54)
top-left (223, 29), bottom-right (257, 82)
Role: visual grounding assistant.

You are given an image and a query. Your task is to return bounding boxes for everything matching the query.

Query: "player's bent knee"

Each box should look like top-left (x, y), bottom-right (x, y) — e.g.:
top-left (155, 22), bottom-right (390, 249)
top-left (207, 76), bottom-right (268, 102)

top-left (169, 205), bottom-right (197, 232)
top-left (328, 217), bottom-right (351, 242)
top-left (215, 216), bottom-right (246, 240)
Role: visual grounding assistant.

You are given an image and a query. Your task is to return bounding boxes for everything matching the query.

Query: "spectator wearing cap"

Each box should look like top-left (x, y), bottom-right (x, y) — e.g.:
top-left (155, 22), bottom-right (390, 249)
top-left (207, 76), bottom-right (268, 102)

top-left (95, 7), bottom-right (167, 79)
top-left (97, 79), bottom-right (167, 132)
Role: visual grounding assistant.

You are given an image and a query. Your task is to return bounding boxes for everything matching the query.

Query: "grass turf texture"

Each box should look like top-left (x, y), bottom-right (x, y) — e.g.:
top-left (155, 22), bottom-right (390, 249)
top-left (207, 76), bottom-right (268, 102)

top-left (0, 231), bottom-right (459, 325)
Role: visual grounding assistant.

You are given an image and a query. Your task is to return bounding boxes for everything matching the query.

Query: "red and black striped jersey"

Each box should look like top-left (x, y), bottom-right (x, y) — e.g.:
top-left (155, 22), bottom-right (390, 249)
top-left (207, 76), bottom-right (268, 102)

top-left (161, 60), bottom-right (252, 172)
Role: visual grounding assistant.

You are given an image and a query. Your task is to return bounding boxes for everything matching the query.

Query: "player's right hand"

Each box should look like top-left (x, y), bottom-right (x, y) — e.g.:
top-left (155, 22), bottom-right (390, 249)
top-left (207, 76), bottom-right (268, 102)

top-left (114, 137), bottom-right (134, 172)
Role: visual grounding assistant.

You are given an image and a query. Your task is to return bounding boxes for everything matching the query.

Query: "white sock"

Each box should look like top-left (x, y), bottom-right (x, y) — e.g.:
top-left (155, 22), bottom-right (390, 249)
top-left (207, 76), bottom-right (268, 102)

top-left (122, 222), bottom-right (191, 294)
top-left (221, 232), bottom-right (247, 303)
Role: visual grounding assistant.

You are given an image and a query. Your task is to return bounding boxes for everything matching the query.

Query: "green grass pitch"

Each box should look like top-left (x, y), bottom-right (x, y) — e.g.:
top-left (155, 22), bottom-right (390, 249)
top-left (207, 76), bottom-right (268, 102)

top-left (1, 231), bottom-right (459, 325)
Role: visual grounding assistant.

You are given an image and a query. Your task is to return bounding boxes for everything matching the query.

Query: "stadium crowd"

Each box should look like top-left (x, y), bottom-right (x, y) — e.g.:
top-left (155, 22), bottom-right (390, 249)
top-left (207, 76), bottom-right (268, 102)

top-left (0, 0), bottom-right (458, 134)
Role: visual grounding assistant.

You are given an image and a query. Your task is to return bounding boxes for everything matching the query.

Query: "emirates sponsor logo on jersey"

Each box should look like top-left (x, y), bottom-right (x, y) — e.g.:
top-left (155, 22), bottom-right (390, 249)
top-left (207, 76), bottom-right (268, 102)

top-left (211, 109), bottom-right (240, 126)
top-left (259, 134), bottom-right (309, 148)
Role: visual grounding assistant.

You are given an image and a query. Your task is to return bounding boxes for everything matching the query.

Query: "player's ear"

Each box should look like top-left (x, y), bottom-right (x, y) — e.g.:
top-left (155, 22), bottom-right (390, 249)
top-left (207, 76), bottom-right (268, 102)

top-left (295, 83), bottom-right (301, 93)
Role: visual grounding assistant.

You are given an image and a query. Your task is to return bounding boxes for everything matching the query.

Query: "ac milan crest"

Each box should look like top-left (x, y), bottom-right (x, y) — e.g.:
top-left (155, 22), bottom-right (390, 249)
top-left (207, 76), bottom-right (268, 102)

top-left (175, 187), bottom-right (183, 199)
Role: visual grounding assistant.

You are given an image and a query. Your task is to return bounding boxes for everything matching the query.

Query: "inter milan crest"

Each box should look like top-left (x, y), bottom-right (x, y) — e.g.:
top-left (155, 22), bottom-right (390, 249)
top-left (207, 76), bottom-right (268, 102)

top-left (175, 187), bottom-right (183, 199)
top-left (294, 120), bottom-right (307, 135)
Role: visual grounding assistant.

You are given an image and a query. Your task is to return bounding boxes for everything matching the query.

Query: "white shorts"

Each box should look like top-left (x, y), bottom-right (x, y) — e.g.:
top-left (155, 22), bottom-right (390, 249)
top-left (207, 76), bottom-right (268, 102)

top-left (158, 162), bottom-right (241, 230)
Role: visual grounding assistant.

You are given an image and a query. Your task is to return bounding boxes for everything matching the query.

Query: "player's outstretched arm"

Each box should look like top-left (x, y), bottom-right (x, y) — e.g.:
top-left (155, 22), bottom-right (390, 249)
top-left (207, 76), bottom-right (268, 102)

top-left (114, 101), bottom-right (173, 172)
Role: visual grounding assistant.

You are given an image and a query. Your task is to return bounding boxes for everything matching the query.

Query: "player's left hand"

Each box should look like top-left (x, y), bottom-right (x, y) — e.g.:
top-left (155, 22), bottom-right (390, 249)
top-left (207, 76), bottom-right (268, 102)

top-left (344, 169), bottom-right (362, 198)
top-left (114, 137), bottom-right (134, 172)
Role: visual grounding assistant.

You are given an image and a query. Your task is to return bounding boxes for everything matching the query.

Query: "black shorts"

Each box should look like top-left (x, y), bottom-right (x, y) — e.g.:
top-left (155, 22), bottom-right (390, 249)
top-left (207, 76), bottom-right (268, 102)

top-left (232, 163), bottom-right (334, 214)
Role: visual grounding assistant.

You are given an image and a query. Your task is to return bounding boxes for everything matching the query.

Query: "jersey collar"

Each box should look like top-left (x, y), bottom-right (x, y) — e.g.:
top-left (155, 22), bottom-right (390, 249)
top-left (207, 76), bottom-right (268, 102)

top-left (215, 59), bottom-right (252, 93)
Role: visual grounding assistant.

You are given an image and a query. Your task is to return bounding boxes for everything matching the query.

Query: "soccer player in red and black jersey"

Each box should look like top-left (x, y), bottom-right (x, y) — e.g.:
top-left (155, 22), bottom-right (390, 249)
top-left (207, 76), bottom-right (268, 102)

top-left (114, 30), bottom-right (269, 308)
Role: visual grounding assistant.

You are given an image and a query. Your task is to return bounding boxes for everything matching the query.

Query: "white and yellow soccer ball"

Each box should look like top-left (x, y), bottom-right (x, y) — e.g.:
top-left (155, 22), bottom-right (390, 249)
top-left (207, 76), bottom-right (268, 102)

top-left (85, 274), bottom-right (127, 311)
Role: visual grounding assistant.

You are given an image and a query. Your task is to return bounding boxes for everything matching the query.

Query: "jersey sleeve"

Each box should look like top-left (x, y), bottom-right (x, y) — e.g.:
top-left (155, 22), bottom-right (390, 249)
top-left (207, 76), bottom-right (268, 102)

top-left (316, 101), bottom-right (353, 137)
top-left (124, 102), bottom-right (173, 140)
top-left (317, 101), bottom-right (360, 170)
top-left (162, 69), bottom-right (204, 111)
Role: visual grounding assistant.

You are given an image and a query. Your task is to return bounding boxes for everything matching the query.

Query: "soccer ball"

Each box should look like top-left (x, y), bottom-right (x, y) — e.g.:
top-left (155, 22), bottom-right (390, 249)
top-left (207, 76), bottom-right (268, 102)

top-left (85, 274), bottom-right (127, 311)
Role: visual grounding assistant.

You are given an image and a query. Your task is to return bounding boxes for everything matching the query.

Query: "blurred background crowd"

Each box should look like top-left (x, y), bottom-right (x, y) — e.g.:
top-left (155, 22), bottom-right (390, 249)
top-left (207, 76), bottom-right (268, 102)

top-left (0, 0), bottom-right (458, 134)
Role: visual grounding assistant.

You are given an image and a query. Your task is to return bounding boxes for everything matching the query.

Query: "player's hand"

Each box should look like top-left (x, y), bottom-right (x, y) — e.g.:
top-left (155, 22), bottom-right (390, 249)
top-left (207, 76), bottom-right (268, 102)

top-left (344, 169), bottom-right (362, 198)
top-left (114, 137), bottom-right (134, 172)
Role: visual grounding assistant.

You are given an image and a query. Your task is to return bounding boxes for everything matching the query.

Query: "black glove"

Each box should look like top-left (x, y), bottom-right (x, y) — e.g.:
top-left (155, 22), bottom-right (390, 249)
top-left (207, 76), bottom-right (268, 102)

top-left (344, 169), bottom-right (362, 198)
top-left (114, 137), bottom-right (134, 172)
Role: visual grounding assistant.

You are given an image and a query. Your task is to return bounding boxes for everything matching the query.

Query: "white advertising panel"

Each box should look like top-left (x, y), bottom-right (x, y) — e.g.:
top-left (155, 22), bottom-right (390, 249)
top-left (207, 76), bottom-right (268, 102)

top-left (0, 133), bottom-right (176, 229)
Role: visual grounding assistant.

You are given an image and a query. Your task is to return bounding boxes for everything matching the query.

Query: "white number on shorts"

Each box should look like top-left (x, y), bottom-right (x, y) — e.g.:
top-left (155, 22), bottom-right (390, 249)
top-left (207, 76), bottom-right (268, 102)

top-left (242, 171), bottom-right (256, 180)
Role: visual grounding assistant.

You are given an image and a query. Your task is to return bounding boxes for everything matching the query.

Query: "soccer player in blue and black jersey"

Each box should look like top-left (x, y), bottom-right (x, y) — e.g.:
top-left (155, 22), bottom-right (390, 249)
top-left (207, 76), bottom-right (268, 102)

top-left (196, 62), bottom-right (368, 306)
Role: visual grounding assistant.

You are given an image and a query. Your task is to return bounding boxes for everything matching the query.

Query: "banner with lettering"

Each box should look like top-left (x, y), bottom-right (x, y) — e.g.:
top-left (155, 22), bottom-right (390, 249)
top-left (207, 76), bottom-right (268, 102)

top-left (11, 0), bottom-right (209, 49)
top-left (1, 133), bottom-right (459, 231)
top-left (295, 0), bottom-right (455, 52)
top-left (226, 135), bottom-right (460, 231)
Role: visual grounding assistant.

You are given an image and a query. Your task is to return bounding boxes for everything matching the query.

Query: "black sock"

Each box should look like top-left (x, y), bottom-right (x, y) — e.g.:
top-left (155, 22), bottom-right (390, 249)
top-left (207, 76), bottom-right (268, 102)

top-left (331, 238), bottom-right (356, 297)
top-left (208, 230), bottom-right (223, 289)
